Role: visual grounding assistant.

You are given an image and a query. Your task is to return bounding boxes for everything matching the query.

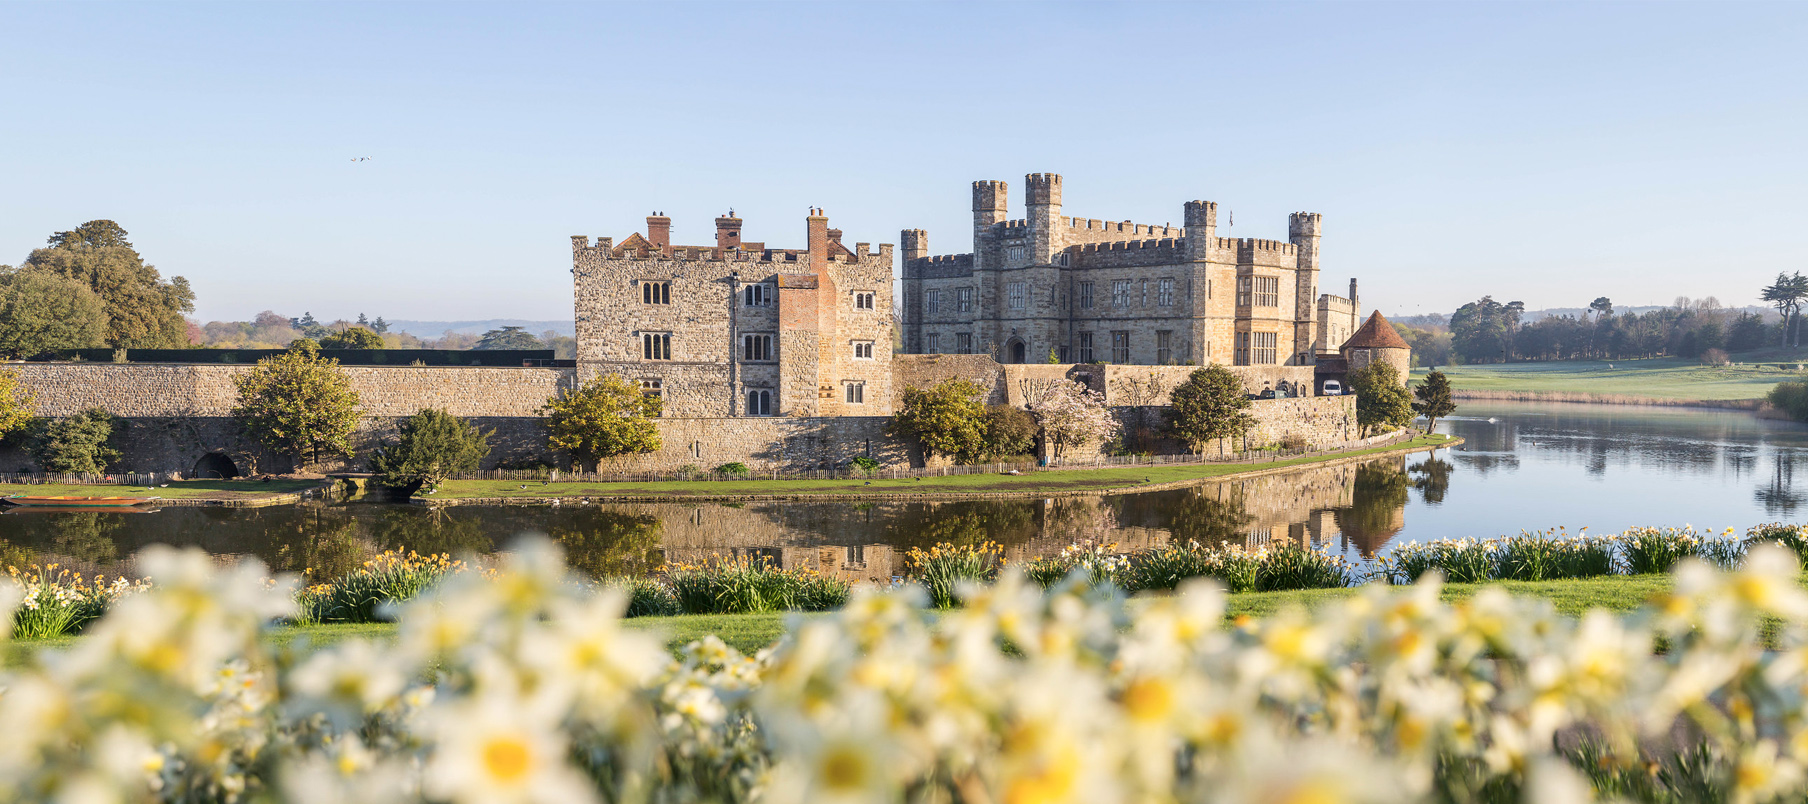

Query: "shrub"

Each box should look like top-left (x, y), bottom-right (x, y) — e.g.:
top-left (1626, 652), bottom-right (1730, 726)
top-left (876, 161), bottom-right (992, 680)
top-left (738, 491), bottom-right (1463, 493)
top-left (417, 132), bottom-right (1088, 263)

top-left (905, 541), bottom-right (1005, 608)
top-left (1254, 544), bottom-right (1353, 591)
top-left (6, 564), bottom-right (150, 638)
top-left (601, 576), bottom-right (681, 617)
top-left (887, 379), bottom-right (987, 464)
top-left (29, 408), bottom-right (121, 474)
top-left (301, 550), bottom-right (466, 623)
top-left (711, 462), bottom-right (751, 477)
top-left (1700, 348), bottom-right (1730, 366)
top-left (1380, 538), bottom-right (1494, 584)
top-left (1023, 539), bottom-right (1125, 589)
top-left (1768, 381), bottom-right (1808, 422)
top-left (663, 555), bottom-right (849, 614)
top-left (370, 408), bottom-right (492, 492)
top-left (1493, 532), bottom-right (1615, 581)
top-left (1121, 541), bottom-right (1261, 593)
top-left (232, 343), bottom-right (361, 468)
top-left (1167, 365), bottom-right (1256, 452)
top-left (849, 455), bottom-right (880, 476)
top-left (980, 404), bottom-right (1038, 461)
top-left (1746, 522), bottom-right (1808, 563)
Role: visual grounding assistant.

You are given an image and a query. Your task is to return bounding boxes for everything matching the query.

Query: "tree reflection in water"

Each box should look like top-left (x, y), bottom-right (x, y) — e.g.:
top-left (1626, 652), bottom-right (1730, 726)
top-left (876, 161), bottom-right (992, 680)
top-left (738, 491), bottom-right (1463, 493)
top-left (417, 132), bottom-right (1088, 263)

top-left (1410, 457), bottom-right (1454, 505)
top-left (1756, 456), bottom-right (1806, 518)
top-left (551, 511), bottom-right (665, 579)
top-left (1336, 460), bottom-right (1410, 557)
top-left (1164, 490), bottom-right (1254, 548)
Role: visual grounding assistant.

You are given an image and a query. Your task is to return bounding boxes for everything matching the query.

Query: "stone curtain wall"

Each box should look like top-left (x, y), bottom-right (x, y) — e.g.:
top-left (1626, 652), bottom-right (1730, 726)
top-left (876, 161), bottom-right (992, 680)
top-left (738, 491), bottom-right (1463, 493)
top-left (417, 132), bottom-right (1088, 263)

top-left (594, 416), bottom-right (904, 473)
top-left (0, 363), bottom-right (573, 475)
top-left (10, 364), bottom-right (571, 418)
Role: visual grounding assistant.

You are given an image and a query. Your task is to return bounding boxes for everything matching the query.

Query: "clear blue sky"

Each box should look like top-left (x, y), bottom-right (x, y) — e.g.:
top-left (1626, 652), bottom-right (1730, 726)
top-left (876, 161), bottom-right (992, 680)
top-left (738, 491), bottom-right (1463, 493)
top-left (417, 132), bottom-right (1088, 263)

top-left (2, 1), bottom-right (1804, 324)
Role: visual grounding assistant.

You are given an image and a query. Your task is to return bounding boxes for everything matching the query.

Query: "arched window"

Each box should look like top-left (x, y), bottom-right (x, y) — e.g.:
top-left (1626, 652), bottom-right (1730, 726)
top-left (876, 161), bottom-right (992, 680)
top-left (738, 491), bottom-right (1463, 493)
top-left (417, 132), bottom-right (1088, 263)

top-left (747, 390), bottom-right (771, 416)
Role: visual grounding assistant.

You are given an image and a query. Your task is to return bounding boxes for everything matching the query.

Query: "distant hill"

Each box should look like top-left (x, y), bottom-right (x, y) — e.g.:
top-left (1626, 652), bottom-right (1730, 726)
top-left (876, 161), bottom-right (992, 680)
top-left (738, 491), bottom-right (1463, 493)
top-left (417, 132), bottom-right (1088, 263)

top-left (385, 319), bottom-right (574, 337)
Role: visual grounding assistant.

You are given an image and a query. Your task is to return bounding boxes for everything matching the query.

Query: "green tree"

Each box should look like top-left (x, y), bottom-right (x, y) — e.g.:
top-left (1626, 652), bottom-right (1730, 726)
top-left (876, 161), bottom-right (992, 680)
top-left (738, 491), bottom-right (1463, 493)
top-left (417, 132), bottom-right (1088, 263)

top-left (980, 404), bottom-right (1038, 460)
top-left (29, 408), bottom-right (121, 474)
top-left (320, 326), bottom-right (383, 349)
top-left (20, 220), bottom-right (194, 348)
top-left (476, 326), bottom-right (543, 350)
top-left (1351, 361), bottom-right (1415, 435)
top-left (543, 374), bottom-right (662, 470)
top-left (371, 408), bottom-right (492, 492)
top-left (1763, 273), bottom-right (1808, 348)
top-left (886, 379), bottom-right (987, 464)
top-left (1411, 369), bottom-right (1458, 433)
top-left (1167, 365), bottom-right (1256, 453)
top-left (231, 344), bottom-right (363, 468)
top-left (0, 370), bottom-right (37, 439)
top-left (1449, 296), bottom-right (1524, 363)
top-left (0, 271), bottom-right (107, 357)
top-left (287, 337), bottom-right (320, 350)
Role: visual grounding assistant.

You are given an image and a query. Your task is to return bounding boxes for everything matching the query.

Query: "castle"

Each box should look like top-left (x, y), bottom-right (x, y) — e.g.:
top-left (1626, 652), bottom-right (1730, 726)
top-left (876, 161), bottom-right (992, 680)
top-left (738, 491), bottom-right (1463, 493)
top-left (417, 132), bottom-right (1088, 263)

top-left (570, 210), bottom-right (895, 417)
top-left (900, 174), bottom-right (1362, 382)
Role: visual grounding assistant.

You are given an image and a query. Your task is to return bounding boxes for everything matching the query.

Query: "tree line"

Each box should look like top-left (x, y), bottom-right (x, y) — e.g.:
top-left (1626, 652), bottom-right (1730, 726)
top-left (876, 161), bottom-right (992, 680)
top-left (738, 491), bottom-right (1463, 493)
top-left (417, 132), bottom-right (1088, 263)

top-left (1414, 292), bottom-right (1787, 366)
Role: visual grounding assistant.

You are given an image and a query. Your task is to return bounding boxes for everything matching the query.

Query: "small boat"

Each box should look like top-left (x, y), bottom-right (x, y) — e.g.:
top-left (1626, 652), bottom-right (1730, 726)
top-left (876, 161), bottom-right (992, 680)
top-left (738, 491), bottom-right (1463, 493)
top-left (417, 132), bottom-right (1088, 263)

top-left (2, 505), bottom-right (161, 514)
top-left (3, 495), bottom-right (159, 508)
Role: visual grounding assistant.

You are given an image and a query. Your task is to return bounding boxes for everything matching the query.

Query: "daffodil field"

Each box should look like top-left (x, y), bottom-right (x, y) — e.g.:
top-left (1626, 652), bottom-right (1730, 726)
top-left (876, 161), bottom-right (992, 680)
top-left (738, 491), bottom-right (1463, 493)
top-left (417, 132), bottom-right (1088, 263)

top-left (9, 536), bottom-right (1808, 803)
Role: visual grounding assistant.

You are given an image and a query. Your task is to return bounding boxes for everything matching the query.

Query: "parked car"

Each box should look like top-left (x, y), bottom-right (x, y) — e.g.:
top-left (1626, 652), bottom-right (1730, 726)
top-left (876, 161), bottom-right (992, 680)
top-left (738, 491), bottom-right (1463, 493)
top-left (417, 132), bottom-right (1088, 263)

top-left (1321, 380), bottom-right (1343, 396)
top-left (1257, 388), bottom-right (1276, 399)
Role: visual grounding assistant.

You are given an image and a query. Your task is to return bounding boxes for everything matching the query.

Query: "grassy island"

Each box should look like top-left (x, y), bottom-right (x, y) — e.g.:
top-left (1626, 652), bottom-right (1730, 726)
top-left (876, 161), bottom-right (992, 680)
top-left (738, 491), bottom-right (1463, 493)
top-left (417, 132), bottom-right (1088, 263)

top-left (0, 478), bottom-right (321, 506)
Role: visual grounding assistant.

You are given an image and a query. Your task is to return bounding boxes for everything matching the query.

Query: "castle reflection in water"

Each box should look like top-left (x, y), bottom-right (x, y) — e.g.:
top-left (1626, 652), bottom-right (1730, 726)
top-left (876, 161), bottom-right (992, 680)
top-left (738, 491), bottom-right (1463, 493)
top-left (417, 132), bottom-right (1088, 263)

top-left (639, 455), bottom-right (1427, 583)
top-left (0, 455), bottom-right (1436, 582)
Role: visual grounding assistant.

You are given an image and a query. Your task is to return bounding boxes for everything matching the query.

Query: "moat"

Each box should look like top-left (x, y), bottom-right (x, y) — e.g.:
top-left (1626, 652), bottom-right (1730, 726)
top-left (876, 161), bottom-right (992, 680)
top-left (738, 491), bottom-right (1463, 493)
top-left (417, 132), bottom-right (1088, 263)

top-left (4, 400), bottom-right (1806, 581)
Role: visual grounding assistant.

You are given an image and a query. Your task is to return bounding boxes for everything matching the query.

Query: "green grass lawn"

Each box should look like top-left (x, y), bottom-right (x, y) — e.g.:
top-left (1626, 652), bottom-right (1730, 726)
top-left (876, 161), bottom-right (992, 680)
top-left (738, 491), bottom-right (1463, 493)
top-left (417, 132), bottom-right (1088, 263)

top-left (0, 478), bottom-right (320, 502)
top-left (424, 434), bottom-right (1454, 501)
top-left (1, 572), bottom-right (1682, 666)
top-left (1415, 357), bottom-right (1801, 401)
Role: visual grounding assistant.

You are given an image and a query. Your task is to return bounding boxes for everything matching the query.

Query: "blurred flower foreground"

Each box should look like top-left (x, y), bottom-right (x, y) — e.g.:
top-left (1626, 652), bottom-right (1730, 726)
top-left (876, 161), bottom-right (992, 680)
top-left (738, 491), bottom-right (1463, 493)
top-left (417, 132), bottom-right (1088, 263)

top-left (7, 538), bottom-right (1808, 804)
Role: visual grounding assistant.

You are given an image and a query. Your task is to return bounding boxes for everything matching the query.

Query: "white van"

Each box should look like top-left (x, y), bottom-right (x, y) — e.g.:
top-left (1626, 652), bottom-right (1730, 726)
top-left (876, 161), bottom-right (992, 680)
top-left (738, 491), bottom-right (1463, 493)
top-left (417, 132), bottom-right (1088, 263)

top-left (1321, 380), bottom-right (1343, 396)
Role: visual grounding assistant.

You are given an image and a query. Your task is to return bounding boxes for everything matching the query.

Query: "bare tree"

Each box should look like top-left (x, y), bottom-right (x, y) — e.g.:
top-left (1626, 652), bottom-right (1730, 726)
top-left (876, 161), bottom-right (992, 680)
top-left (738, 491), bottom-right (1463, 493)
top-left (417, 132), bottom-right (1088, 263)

top-left (1111, 371), bottom-right (1171, 453)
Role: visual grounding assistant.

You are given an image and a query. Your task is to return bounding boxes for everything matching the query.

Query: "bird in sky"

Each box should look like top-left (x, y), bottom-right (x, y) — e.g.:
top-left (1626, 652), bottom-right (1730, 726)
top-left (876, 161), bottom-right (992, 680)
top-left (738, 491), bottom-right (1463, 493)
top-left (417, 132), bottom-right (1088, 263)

top-left (349, 157), bottom-right (371, 162)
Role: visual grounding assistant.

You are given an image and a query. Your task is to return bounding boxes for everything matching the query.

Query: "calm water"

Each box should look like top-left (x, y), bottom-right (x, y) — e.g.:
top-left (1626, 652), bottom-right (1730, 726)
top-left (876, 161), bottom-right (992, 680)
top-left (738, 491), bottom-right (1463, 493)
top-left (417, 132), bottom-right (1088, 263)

top-left (5, 400), bottom-right (1807, 581)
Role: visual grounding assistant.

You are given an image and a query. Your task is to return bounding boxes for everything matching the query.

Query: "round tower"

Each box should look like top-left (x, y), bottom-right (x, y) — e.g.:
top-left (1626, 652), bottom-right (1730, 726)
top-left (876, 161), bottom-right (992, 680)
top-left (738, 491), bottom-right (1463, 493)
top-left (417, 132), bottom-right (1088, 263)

top-left (1341, 310), bottom-right (1412, 385)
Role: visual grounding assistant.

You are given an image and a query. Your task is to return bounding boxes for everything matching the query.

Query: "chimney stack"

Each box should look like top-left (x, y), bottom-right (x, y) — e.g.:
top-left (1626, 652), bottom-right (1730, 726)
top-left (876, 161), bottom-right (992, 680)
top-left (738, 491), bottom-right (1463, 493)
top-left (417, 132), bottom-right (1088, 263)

top-left (646, 213), bottom-right (671, 254)
top-left (715, 210), bottom-right (742, 250)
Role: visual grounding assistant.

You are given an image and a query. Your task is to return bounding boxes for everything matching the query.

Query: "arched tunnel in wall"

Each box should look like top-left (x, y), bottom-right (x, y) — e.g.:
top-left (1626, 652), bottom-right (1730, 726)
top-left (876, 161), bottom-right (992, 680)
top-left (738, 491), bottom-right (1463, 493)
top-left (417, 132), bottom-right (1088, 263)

top-left (191, 452), bottom-right (241, 479)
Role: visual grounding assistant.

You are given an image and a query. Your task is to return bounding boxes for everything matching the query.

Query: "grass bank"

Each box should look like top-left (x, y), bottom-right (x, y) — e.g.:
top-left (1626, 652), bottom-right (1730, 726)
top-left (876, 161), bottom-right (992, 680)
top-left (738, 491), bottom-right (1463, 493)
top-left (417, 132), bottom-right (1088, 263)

top-left (1414, 357), bottom-right (1796, 404)
top-left (0, 478), bottom-right (322, 506)
top-left (419, 433), bottom-right (1455, 503)
top-left (0, 572), bottom-right (1685, 665)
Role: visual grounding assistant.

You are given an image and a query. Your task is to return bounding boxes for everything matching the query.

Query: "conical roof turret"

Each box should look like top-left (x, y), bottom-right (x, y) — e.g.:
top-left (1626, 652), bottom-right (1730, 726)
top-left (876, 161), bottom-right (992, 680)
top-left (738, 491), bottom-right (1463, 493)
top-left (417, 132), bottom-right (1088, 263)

top-left (1340, 310), bottom-right (1410, 351)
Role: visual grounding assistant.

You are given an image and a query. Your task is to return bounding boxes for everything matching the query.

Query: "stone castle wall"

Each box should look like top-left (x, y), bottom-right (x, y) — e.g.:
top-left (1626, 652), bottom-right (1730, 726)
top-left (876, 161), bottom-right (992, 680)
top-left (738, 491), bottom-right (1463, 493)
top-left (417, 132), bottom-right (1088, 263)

top-left (595, 416), bottom-right (905, 473)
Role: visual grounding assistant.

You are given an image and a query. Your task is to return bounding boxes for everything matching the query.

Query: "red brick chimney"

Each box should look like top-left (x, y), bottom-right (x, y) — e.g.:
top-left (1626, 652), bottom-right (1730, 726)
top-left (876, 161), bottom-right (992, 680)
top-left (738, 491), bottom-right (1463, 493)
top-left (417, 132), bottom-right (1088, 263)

top-left (806, 208), bottom-right (829, 270)
top-left (715, 211), bottom-right (743, 250)
top-left (646, 212), bottom-right (671, 254)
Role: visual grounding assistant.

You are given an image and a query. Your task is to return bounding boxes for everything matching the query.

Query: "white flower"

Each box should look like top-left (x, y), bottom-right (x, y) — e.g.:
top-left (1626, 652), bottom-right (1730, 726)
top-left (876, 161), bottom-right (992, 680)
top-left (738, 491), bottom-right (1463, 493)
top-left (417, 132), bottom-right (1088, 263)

top-left (421, 689), bottom-right (595, 804)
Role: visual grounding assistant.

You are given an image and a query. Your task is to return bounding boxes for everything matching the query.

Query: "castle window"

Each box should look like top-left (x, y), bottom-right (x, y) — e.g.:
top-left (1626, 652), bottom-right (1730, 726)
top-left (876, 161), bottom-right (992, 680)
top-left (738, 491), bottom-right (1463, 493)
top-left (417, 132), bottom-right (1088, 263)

top-left (641, 332), bottom-right (672, 360)
top-left (1006, 245), bottom-right (1026, 261)
top-left (1141, 280), bottom-right (1148, 307)
top-left (844, 381), bottom-right (865, 404)
top-left (854, 292), bottom-right (875, 310)
top-left (746, 389), bottom-right (772, 416)
top-left (1077, 332), bottom-right (1094, 363)
top-left (743, 284), bottom-right (771, 307)
top-left (1239, 331), bottom-right (1277, 365)
top-left (1078, 282), bottom-right (1094, 309)
top-left (1112, 280), bottom-right (1132, 308)
top-left (956, 333), bottom-right (973, 354)
top-left (1236, 277), bottom-right (1252, 307)
top-left (639, 378), bottom-right (663, 400)
top-left (1254, 276), bottom-right (1279, 308)
top-left (1158, 278), bottom-right (1174, 307)
top-left (1157, 330), bottom-right (1172, 364)
top-left (641, 281), bottom-right (671, 305)
top-left (926, 289), bottom-right (941, 315)
top-left (1007, 282), bottom-right (1026, 310)
top-left (1056, 252), bottom-right (1071, 267)
top-left (1111, 331), bottom-right (1130, 364)
top-left (926, 333), bottom-right (941, 353)
top-left (957, 287), bottom-right (974, 312)
top-left (742, 333), bottom-right (773, 362)
top-left (853, 341), bottom-right (875, 360)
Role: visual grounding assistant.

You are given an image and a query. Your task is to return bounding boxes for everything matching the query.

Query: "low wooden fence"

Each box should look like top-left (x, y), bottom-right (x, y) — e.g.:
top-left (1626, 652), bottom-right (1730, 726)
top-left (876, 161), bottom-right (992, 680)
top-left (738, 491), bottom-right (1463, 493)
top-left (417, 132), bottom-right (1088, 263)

top-left (0, 472), bottom-right (168, 487)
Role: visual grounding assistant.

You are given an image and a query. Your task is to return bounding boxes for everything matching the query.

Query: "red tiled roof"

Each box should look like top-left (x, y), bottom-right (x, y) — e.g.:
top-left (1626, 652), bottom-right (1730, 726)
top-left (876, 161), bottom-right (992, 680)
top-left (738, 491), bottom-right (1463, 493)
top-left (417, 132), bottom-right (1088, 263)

top-left (1341, 311), bottom-right (1410, 350)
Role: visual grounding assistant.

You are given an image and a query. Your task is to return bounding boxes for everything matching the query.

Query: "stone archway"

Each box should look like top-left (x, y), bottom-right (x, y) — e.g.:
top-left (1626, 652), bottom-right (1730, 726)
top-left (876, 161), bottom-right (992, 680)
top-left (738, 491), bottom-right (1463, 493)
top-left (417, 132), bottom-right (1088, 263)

top-left (1008, 339), bottom-right (1027, 364)
top-left (191, 452), bottom-right (241, 480)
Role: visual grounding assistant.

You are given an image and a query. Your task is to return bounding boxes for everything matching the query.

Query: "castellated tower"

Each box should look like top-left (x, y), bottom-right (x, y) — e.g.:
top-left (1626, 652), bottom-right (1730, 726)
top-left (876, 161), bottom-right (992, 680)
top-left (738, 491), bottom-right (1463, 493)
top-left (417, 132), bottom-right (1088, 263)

top-left (1025, 173), bottom-right (1063, 264)
top-left (1288, 212), bottom-right (1323, 365)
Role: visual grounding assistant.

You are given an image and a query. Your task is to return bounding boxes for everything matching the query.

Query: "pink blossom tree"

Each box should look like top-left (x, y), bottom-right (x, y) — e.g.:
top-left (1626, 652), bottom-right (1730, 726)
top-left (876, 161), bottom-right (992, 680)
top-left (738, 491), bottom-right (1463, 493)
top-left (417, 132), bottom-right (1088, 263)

top-left (1029, 382), bottom-right (1119, 462)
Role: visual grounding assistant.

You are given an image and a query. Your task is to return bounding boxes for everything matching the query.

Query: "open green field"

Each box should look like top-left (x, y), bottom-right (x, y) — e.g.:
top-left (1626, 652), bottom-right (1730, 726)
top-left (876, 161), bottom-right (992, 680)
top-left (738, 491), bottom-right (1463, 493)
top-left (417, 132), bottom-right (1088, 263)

top-left (1414, 357), bottom-right (1806, 401)
top-left (0, 478), bottom-right (320, 503)
top-left (1, 572), bottom-right (1682, 665)
top-left (422, 434), bottom-right (1454, 502)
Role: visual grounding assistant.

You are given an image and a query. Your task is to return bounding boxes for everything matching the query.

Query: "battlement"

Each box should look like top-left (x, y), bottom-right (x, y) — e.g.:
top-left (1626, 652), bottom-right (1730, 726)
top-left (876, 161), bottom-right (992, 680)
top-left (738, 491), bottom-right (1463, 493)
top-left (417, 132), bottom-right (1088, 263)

top-left (903, 253), bottom-right (975, 279)
top-left (997, 219), bottom-right (1031, 230)
top-left (1064, 218), bottom-right (1183, 238)
top-left (1238, 238), bottom-right (1297, 255)
top-left (1026, 173), bottom-right (1062, 206)
top-left (1183, 200), bottom-right (1217, 229)
top-left (1070, 237), bottom-right (1188, 268)
top-left (1319, 293), bottom-right (1354, 309)
top-left (1288, 212), bottom-right (1323, 239)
